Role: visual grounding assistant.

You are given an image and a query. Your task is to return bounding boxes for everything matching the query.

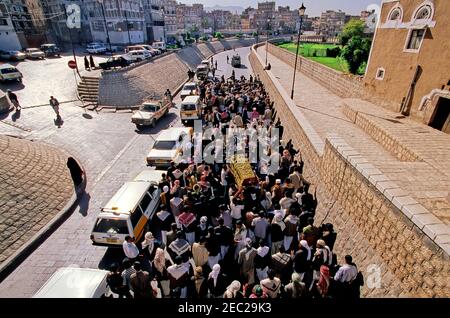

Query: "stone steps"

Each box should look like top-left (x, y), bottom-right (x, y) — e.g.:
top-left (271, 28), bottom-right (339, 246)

top-left (77, 76), bottom-right (99, 107)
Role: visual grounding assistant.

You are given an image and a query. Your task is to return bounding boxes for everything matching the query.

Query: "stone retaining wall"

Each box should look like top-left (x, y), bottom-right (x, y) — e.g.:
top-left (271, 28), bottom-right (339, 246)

top-left (249, 44), bottom-right (450, 297)
top-left (98, 38), bottom-right (255, 107)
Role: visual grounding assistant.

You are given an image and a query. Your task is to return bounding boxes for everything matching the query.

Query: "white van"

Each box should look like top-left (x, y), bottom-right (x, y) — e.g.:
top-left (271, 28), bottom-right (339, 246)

top-left (86, 43), bottom-right (107, 54)
top-left (180, 95), bottom-right (201, 124)
top-left (0, 64), bottom-right (22, 83)
top-left (90, 173), bottom-right (161, 247)
top-left (33, 267), bottom-right (111, 298)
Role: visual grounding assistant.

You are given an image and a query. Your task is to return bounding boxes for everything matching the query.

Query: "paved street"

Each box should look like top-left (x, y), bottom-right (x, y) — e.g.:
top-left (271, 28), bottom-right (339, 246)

top-left (0, 46), bottom-right (253, 297)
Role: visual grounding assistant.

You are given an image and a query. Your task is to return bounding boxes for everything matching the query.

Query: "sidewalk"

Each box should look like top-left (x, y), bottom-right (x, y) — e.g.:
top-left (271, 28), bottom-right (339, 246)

top-left (257, 46), bottom-right (450, 226)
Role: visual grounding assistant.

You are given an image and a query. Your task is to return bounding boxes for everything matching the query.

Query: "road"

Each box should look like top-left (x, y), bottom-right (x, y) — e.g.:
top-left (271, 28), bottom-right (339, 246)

top-left (0, 46), bottom-right (253, 297)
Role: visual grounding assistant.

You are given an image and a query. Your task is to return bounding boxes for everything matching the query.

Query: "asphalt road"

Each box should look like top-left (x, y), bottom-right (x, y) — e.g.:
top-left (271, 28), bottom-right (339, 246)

top-left (0, 46), bottom-right (254, 297)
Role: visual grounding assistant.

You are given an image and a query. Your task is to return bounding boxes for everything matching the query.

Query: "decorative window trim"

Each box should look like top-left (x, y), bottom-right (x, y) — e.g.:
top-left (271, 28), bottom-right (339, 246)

top-left (403, 27), bottom-right (427, 53)
top-left (387, 5), bottom-right (403, 23)
top-left (376, 67), bottom-right (385, 80)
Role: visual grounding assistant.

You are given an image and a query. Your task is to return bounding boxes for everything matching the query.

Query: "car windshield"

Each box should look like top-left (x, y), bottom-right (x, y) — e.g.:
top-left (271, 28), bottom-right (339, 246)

top-left (182, 104), bottom-right (197, 111)
top-left (154, 140), bottom-right (177, 150)
top-left (93, 218), bottom-right (128, 234)
top-left (141, 104), bottom-right (158, 112)
top-left (184, 84), bottom-right (196, 91)
top-left (1, 68), bottom-right (18, 74)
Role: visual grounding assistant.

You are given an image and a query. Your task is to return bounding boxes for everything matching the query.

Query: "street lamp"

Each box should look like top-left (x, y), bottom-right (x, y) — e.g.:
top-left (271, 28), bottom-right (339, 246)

top-left (265, 18), bottom-right (271, 66)
top-left (97, 0), bottom-right (113, 54)
top-left (290, 3), bottom-right (306, 100)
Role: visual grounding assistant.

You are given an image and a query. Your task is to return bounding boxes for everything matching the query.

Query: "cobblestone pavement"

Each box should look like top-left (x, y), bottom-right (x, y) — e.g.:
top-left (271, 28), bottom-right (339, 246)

top-left (257, 46), bottom-right (450, 226)
top-left (0, 135), bottom-right (74, 264)
top-left (0, 47), bottom-right (253, 297)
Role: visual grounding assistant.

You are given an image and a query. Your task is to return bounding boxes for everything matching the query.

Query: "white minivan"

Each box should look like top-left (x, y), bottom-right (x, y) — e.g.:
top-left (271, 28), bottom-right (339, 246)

top-left (90, 170), bottom-right (163, 247)
top-left (33, 267), bottom-right (112, 298)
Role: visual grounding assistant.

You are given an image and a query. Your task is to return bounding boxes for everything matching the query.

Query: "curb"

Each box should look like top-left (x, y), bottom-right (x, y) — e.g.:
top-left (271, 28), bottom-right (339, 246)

top-left (0, 156), bottom-right (87, 284)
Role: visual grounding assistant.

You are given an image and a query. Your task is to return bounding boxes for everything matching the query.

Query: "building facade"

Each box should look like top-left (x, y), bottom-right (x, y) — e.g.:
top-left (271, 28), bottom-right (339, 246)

top-left (176, 3), bottom-right (203, 35)
top-left (143, 0), bottom-right (164, 43)
top-left (364, 0), bottom-right (450, 133)
top-left (84, 0), bottom-right (145, 46)
top-left (319, 10), bottom-right (346, 37)
top-left (162, 0), bottom-right (176, 42)
top-left (0, 0), bottom-right (22, 50)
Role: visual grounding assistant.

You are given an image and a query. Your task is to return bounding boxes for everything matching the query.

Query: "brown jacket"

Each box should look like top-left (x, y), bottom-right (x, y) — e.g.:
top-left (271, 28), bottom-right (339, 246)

top-left (130, 271), bottom-right (153, 298)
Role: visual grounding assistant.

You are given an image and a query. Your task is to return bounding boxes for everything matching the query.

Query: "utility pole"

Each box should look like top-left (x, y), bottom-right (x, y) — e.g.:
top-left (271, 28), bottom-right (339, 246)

top-left (98, 0), bottom-right (112, 54)
top-left (64, 3), bottom-right (80, 77)
top-left (290, 3), bottom-right (306, 100)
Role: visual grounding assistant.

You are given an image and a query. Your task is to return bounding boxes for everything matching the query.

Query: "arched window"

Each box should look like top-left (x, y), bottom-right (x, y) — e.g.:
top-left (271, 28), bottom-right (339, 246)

top-left (414, 4), bottom-right (433, 20)
top-left (388, 7), bottom-right (402, 21)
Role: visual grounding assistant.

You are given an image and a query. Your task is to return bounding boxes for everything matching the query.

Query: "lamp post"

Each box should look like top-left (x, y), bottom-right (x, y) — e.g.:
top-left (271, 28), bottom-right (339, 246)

top-left (265, 18), bottom-right (270, 66)
top-left (290, 3), bottom-right (306, 100)
top-left (97, 0), bottom-right (112, 54)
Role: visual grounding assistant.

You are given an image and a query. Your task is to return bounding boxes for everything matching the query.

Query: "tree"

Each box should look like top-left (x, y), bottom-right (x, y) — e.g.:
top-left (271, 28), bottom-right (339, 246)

top-left (340, 36), bottom-right (372, 74)
top-left (339, 19), bottom-right (365, 46)
top-left (214, 32), bottom-right (224, 39)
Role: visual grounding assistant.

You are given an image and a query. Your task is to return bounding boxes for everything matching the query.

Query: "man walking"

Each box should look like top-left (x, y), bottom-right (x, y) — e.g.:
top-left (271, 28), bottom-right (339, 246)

top-left (130, 261), bottom-right (154, 298)
top-left (7, 89), bottom-right (20, 111)
top-left (49, 96), bottom-right (60, 116)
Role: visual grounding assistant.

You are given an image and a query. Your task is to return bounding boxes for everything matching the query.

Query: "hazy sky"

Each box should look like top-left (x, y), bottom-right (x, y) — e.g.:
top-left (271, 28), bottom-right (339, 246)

top-left (185, 0), bottom-right (380, 17)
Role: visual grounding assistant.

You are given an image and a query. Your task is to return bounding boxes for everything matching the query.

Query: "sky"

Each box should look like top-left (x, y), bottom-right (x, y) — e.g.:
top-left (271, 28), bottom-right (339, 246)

top-left (185, 0), bottom-right (380, 17)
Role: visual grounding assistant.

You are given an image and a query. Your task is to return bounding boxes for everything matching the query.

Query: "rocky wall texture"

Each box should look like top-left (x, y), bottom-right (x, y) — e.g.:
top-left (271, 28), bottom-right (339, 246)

top-left (249, 45), bottom-right (450, 297)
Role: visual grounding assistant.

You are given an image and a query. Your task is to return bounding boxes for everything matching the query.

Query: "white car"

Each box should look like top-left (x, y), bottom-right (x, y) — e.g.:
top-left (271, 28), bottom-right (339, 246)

top-left (180, 82), bottom-right (199, 100)
top-left (86, 43), bottom-right (107, 54)
top-left (25, 48), bottom-right (45, 59)
top-left (33, 267), bottom-right (112, 298)
top-left (126, 49), bottom-right (151, 62)
top-left (146, 127), bottom-right (193, 167)
top-left (0, 64), bottom-right (22, 82)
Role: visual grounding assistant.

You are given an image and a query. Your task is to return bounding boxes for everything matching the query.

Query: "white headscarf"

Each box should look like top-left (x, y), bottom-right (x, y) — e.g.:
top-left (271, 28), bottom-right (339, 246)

top-left (199, 216), bottom-right (208, 231)
top-left (142, 232), bottom-right (155, 253)
top-left (209, 264), bottom-right (221, 287)
top-left (226, 280), bottom-right (241, 298)
top-left (163, 186), bottom-right (169, 193)
top-left (300, 240), bottom-right (311, 260)
top-left (272, 212), bottom-right (286, 232)
top-left (257, 245), bottom-right (270, 257)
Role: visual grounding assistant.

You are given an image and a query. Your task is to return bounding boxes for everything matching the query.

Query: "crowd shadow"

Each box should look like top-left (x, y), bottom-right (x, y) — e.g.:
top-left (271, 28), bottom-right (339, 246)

top-left (0, 82), bottom-right (25, 91)
top-left (98, 248), bottom-right (125, 271)
top-left (78, 191), bottom-right (91, 217)
top-left (11, 109), bottom-right (21, 121)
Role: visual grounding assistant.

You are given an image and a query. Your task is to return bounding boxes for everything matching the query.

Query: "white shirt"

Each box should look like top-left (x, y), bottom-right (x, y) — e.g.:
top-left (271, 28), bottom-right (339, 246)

top-left (230, 202), bottom-right (244, 219)
top-left (334, 264), bottom-right (358, 283)
top-left (122, 241), bottom-right (139, 259)
top-left (279, 197), bottom-right (295, 211)
top-left (221, 169), bottom-right (228, 186)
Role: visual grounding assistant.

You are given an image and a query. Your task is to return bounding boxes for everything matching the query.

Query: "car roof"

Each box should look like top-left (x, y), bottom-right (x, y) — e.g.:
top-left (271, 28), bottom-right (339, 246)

top-left (101, 181), bottom-right (151, 214)
top-left (182, 95), bottom-right (200, 104)
top-left (0, 64), bottom-right (16, 69)
top-left (156, 127), bottom-right (192, 141)
top-left (197, 64), bottom-right (208, 69)
top-left (133, 170), bottom-right (166, 183)
top-left (33, 267), bottom-right (109, 298)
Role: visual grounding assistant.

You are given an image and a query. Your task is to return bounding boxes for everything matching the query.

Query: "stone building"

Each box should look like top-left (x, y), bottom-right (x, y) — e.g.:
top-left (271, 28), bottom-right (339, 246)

top-left (162, 0), bottom-right (176, 43)
top-left (143, 0), bottom-right (164, 43)
top-left (0, 0), bottom-right (22, 50)
top-left (319, 9), bottom-right (346, 37)
top-left (175, 3), bottom-right (203, 35)
top-left (364, 0), bottom-right (450, 133)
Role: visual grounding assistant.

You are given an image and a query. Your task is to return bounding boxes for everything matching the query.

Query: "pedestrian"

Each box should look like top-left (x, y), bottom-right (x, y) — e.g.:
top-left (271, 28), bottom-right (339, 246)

top-left (227, 55), bottom-right (229, 64)
top-left (122, 235), bottom-right (140, 262)
top-left (284, 272), bottom-right (308, 298)
top-left (107, 263), bottom-right (132, 298)
top-left (167, 256), bottom-right (190, 298)
top-left (223, 280), bottom-right (242, 298)
top-left (212, 67), bottom-right (216, 77)
top-left (130, 261), bottom-right (155, 298)
top-left (7, 89), bottom-right (20, 111)
top-left (121, 258), bottom-right (136, 294)
top-left (89, 55), bottom-right (95, 69)
top-left (238, 238), bottom-right (257, 285)
top-left (207, 264), bottom-right (227, 298)
top-left (84, 56), bottom-right (90, 71)
top-left (49, 96), bottom-right (60, 116)
top-left (215, 60), bottom-right (217, 69)
top-left (190, 266), bottom-right (208, 298)
top-left (260, 269), bottom-right (281, 298)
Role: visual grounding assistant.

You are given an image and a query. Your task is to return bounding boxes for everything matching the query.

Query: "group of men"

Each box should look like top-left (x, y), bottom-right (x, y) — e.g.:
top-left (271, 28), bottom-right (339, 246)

top-left (106, 67), bottom-right (363, 299)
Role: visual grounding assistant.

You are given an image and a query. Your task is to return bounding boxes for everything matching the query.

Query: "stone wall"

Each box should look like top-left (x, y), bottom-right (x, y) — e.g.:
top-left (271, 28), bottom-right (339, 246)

top-left (99, 38), bottom-right (256, 107)
top-left (267, 43), bottom-right (400, 112)
top-left (249, 44), bottom-right (450, 297)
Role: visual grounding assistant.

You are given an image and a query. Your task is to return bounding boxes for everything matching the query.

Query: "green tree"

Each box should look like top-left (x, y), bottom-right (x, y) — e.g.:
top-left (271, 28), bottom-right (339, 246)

top-left (236, 32), bottom-right (243, 38)
top-left (340, 36), bottom-right (372, 74)
top-left (339, 19), bottom-right (365, 46)
top-left (214, 32), bottom-right (224, 39)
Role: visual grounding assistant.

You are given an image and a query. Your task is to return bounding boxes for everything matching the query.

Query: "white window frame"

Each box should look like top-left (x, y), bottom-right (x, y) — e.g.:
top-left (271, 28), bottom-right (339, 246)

top-left (375, 67), bottom-right (385, 80)
top-left (403, 27), bottom-right (426, 53)
top-left (387, 6), bottom-right (403, 23)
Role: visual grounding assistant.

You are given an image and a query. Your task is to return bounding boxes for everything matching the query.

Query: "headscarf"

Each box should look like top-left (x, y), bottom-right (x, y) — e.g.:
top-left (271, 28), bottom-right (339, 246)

top-left (226, 280), bottom-right (241, 298)
top-left (257, 245), bottom-right (270, 257)
top-left (142, 232), bottom-right (155, 252)
top-left (300, 240), bottom-right (311, 260)
top-left (209, 264), bottom-right (221, 287)
top-left (199, 216), bottom-right (208, 231)
top-left (163, 186), bottom-right (169, 193)
top-left (272, 212), bottom-right (286, 232)
top-left (153, 248), bottom-right (166, 273)
top-left (317, 265), bottom-right (330, 297)
top-left (291, 272), bottom-right (301, 284)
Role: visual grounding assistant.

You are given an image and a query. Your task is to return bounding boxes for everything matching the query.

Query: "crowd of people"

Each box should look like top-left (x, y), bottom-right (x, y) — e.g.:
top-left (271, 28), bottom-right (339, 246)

top-left (106, 69), bottom-right (364, 299)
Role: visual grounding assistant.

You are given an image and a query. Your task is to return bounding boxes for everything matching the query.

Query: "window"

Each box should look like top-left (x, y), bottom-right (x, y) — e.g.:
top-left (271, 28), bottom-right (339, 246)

top-left (376, 68), bottom-right (385, 80)
top-left (415, 5), bottom-right (432, 20)
top-left (0, 19), bottom-right (7, 26)
top-left (130, 206), bottom-right (143, 227)
top-left (406, 29), bottom-right (425, 50)
top-left (139, 193), bottom-right (152, 213)
top-left (388, 8), bottom-right (402, 21)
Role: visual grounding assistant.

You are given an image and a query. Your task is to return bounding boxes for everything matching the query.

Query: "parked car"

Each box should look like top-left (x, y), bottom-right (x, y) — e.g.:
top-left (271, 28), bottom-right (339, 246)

top-left (24, 48), bottom-right (45, 59)
top-left (125, 49), bottom-right (151, 62)
top-left (86, 43), bottom-right (107, 54)
top-left (0, 64), bottom-right (23, 83)
top-left (131, 97), bottom-right (172, 129)
top-left (40, 44), bottom-right (61, 57)
top-left (33, 267), bottom-right (112, 298)
top-left (152, 41), bottom-right (166, 52)
top-left (180, 82), bottom-right (199, 100)
top-left (0, 50), bottom-right (26, 61)
top-left (99, 56), bottom-right (131, 70)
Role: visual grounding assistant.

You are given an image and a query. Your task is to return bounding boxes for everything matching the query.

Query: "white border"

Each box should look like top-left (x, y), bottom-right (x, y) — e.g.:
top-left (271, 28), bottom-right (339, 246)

top-left (375, 67), bottom-right (385, 80)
